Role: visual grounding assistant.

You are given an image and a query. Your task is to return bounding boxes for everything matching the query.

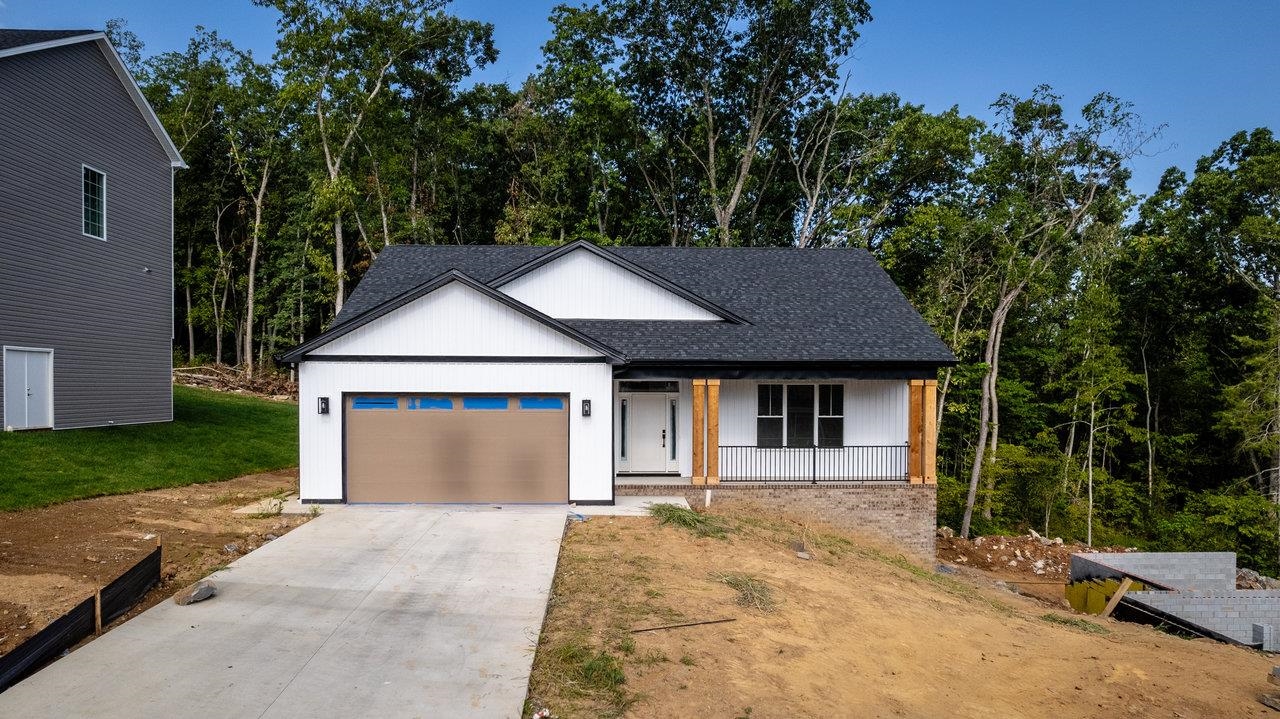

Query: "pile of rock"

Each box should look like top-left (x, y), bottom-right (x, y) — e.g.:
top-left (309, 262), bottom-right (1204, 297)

top-left (935, 527), bottom-right (1132, 579)
top-left (1236, 567), bottom-right (1280, 590)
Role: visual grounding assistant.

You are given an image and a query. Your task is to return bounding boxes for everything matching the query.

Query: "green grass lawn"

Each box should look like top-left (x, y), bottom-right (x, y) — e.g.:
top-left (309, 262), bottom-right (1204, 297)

top-left (0, 385), bottom-right (298, 511)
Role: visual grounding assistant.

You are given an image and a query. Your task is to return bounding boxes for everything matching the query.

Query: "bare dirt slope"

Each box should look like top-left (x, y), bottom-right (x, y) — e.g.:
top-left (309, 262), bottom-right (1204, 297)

top-left (528, 500), bottom-right (1274, 718)
top-left (0, 469), bottom-right (307, 656)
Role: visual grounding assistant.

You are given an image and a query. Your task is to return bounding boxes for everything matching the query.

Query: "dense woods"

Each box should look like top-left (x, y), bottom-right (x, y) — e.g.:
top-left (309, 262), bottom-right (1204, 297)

top-left (112, 2), bottom-right (1280, 568)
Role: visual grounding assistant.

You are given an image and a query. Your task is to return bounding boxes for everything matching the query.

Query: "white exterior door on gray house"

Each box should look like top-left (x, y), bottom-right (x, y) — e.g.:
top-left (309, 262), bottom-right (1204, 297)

top-left (3, 347), bottom-right (53, 430)
top-left (619, 391), bottom-right (679, 474)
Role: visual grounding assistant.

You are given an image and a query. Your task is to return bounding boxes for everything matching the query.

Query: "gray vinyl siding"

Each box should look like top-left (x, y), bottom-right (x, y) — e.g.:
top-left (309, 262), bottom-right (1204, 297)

top-left (0, 41), bottom-right (173, 429)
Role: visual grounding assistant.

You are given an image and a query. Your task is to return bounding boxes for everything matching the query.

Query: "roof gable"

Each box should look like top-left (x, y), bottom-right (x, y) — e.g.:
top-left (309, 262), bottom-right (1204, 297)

top-left (281, 271), bottom-right (624, 362)
top-left (0, 30), bottom-right (185, 168)
top-left (492, 241), bottom-right (745, 323)
top-left (495, 243), bottom-right (727, 321)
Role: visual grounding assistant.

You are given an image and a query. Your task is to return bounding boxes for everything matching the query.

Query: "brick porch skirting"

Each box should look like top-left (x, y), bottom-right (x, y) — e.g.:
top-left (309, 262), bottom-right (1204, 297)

top-left (615, 483), bottom-right (937, 561)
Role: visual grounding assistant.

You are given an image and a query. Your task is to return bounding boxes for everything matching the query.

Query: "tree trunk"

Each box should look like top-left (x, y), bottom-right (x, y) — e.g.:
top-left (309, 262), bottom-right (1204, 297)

top-left (218, 277), bottom-right (230, 366)
top-left (1087, 399), bottom-right (1097, 547)
top-left (960, 311), bottom-right (1001, 538)
top-left (213, 294), bottom-right (223, 365)
top-left (334, 214), bottom-right (346, 314)
top-left (1272, 310), bottom-right (1280, 505)
top-left (981, 309), bottom-right (1009, 520)
top-left (244, 231), bottom-right (260, 377)
top-left (960, 290), bottom-right (1018, 538)
top-left (185, 238), bottom-right (195, 364)
top-left (243, 167), bottom-right (268, 379)
top-left (298, 230), bottom-right (308, 343)
top-left (1141, 341), bottom-right (1155, 498)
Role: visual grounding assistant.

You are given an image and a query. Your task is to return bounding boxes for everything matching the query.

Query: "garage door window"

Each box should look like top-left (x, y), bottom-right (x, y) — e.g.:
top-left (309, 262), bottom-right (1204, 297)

top-left (519, 397), bottom-right (565, 410)
top-left (352, 396), bottom-right (398, 410)
top-left (407, 397), bottom-right (452, 410)
top-left (463, 396), bottom-right (509, 410)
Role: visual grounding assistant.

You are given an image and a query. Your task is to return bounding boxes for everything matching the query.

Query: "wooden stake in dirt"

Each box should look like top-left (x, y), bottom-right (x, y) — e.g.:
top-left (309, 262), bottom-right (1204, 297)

top-left (631, 618), bottom-right (736, 634)
top-left (1102, 577), bottom-right (1133, 618)
top-left (94, 589), bottom-right (102, 636)
top-left (1003, 580), bottom-right (1067, 585)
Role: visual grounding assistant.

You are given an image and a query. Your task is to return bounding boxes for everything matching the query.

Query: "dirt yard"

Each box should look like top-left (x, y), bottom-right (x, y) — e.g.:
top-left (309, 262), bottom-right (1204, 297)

top-left (528, 501), bottom-right (1276, 718)
top-left (0, 469), bottom-right (307, 656)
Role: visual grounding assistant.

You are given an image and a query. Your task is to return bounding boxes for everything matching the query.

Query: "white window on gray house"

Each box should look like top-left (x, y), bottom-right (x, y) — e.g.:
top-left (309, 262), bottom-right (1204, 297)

top-left (756, 384), bottom-right (844, 448)
top-left (83, 165), bottom-right (106, 239)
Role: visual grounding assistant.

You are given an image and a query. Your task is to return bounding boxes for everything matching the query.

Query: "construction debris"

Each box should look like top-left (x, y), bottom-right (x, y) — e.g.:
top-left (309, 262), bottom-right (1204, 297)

top-left (939, 531), bottom-right (1129, 582)
top-left (631, 618), bottom-right (736, 633)
top-left (173, 365), bottom-right (297, 400)
top-left (1239, 568), bottom-right (1280, 590)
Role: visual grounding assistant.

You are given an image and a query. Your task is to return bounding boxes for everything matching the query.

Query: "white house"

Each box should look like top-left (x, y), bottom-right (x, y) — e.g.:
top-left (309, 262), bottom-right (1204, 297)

top-left (280, 241), bottom-right (954, 513)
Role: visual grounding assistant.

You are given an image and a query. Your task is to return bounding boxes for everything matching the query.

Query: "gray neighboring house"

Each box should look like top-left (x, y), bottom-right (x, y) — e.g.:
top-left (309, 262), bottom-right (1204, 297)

top-left (0, 29), bottom-right (184, 430)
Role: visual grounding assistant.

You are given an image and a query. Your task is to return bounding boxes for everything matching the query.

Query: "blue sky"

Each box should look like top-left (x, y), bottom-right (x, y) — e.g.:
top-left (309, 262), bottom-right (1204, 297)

top-left (3, 1), bottom-right (1275, 197)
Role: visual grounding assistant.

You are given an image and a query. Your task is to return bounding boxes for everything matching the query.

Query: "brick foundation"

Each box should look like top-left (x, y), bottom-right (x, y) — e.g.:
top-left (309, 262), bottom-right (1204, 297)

top-left (616, 482), bottom-right (937, 560)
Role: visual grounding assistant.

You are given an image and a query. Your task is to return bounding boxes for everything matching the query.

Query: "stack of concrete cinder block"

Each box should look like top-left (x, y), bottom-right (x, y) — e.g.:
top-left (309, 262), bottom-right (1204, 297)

top-left (1070, 551), bottom-right (1280, 651)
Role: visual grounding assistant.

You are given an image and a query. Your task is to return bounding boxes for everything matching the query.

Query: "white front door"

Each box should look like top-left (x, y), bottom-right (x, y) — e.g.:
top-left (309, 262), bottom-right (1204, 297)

top-left (3, 347), bottom-right (53, 430)
top-left (619, 392), bottom-right (678, 473)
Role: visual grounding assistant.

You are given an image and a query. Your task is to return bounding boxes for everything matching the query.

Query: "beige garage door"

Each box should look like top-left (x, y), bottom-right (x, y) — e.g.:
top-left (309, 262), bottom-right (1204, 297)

top-left (345, 394), bottom-right (568, 503)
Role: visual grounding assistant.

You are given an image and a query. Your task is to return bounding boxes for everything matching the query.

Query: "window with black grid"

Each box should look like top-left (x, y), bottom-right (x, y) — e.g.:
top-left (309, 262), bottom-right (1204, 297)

top-left (83, 166), bottom-right (105, 239)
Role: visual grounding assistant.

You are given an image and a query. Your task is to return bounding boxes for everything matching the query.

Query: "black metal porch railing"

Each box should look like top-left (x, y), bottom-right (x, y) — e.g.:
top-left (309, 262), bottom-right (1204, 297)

top-left (718, 444), bottom-right (909, 483)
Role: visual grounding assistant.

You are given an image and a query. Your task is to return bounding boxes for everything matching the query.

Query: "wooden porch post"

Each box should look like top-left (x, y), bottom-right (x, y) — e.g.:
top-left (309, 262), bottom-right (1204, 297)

top-left (707, 379), bottom-right (720, 484)
top-left (908, 380), bottom-right (924, 483)
top-left (692, 379), bottom-right (707, 485)
top-left (923, 379), bottom-right (938, 484)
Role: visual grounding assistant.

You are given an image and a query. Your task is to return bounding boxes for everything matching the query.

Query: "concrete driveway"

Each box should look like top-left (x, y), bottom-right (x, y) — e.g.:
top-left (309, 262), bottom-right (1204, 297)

top-left (0, 505), bottom-right (567, 718)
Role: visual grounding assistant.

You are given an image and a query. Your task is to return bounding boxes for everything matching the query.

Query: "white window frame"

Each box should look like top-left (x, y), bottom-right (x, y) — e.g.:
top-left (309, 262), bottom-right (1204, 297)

top-left (756, 383), bottom-right (784, 448)
top-left (82, 164), bottom-right (107, 241)
top-left (756, 383), bottom-right (845, 448)
top-left (817, 383), bottom-right (845, 448)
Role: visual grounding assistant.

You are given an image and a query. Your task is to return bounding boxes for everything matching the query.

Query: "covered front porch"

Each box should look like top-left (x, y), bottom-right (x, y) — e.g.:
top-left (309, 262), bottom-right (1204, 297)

top-left (612, 376), bottom-right (939, 486)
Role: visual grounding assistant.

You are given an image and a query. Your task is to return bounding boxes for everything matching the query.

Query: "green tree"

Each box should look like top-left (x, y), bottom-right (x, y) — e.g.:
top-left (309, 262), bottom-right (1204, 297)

top-left (259, 0), bottom-right (495, 311)
top-left (557, 0), bottom-right (872, 245)
top-left (225, 50), bottom-right (289, 377)
top-left (959, 87), bottom-right (1153, 538)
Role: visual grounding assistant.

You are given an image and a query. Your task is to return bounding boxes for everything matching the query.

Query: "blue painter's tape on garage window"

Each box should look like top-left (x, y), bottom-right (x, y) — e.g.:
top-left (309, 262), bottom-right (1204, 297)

top-left (352, 396), bottom-right (398, 410)
top-left (519, 397), bottom-right (564, 410)
top-left (463, 396), bottom-right (509, 410)
top-left (408, 397), bottom-right (453, 410)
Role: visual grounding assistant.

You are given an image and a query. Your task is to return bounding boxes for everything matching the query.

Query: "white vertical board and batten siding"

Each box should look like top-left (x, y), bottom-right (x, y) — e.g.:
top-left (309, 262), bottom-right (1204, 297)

top-left (499, 248), bottom-right (721, 320)
top-left (299, 280), bottom-right (614, 502)
top-left (0, 42), bottom-right (173, 429)
top-left (718, 379), bottom-right (909, 478)
top-left (313, 282), bottom-right (598, 357)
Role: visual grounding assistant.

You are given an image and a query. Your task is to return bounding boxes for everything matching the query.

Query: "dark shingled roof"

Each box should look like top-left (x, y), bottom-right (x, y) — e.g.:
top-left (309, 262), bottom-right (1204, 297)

top-left (326, 243), bottom-right (955, 366)
top-left (0, 29), bottom-right (98, 52)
